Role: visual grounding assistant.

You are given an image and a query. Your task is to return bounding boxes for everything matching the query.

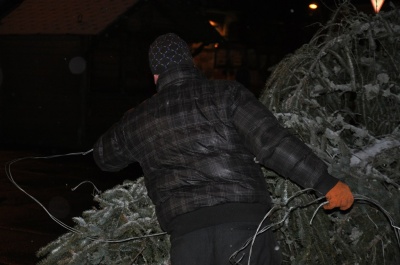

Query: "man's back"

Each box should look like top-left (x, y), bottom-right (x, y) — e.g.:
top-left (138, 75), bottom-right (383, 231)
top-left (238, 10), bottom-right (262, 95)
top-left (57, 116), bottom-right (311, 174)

top-left (94, 65), bottom-right (270, 231)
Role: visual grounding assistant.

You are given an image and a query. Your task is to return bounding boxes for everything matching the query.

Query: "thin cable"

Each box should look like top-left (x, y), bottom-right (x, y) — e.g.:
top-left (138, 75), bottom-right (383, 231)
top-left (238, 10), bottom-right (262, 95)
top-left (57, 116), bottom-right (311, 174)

top-left (230, 192), bottom-right (400, 264)
top-left (71, 180), bottom-right (101, 195)
top-left (5, 149), bottom-right (167, 243)
top-left (310, 201), bottom-right (329, 224)
top-left (5, 150), bottom-right (94, 235)
top-left (309, 194), bottom-right (400, 248)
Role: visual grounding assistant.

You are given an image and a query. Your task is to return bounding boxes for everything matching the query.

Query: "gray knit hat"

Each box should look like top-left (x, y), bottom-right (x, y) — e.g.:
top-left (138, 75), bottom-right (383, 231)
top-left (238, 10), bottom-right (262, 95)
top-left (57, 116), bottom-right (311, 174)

top-left (148, 33), bottom-right (193, 75)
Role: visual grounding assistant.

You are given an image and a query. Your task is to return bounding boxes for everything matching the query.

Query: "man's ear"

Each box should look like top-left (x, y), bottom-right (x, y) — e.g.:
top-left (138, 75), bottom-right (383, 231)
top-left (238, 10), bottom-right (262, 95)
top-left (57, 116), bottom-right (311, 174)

top-left (154, 75), bottom-right (159, 84)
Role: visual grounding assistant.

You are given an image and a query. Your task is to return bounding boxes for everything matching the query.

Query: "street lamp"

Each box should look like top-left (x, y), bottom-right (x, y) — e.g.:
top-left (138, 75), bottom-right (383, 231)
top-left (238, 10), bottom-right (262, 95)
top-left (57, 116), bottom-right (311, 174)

top-left (370, 0), bottom-right (385, 13)
top-left (309, 3), bottom-right (318, 10)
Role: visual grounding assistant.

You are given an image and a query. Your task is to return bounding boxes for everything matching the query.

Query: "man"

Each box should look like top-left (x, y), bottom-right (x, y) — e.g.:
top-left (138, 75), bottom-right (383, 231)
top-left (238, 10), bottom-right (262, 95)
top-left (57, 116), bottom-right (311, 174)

top-left (93, 33), bottom-right (354, 265)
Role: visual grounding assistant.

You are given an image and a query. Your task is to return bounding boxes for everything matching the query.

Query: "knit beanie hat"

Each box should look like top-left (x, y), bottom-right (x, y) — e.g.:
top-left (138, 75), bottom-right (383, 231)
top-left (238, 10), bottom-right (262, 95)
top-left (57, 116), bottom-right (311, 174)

top-left (148, 33), bottom-right (193, 75)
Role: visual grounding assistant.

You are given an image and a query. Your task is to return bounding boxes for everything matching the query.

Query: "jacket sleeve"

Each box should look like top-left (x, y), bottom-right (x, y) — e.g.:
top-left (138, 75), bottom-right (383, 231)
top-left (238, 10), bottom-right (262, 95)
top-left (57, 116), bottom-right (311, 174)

top-left (230, 84), bottom-right (338, 195)
top-left (93, 117), bottom-right (134, 172)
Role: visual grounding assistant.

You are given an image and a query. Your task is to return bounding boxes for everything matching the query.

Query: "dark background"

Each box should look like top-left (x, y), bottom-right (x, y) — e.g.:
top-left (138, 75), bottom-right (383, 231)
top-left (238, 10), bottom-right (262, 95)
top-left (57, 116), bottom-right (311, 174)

top-left (0, 0), bottom-right (381, 152)
top-left (0, 1), bottom-right (394, 264)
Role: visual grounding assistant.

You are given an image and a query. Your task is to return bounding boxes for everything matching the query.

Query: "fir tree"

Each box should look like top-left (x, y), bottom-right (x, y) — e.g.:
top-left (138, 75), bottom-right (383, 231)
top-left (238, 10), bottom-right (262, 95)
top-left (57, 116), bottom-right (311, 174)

top-left (37, 178), bottom-right (170, 265)
top-left (259, 3), bottom-right (400, 264)
top-left (37, 3), bottom-right (400, 264)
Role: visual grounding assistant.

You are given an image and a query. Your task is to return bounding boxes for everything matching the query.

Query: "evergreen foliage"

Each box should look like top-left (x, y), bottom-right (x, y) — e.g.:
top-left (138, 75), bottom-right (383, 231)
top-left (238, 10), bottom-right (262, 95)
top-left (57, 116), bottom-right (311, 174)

top-left (259, 3), bottom-right (400, 264)
top-left (37, 3), bottom-right (400, 264)
top-left (37, 178), bottom-right (170, 265)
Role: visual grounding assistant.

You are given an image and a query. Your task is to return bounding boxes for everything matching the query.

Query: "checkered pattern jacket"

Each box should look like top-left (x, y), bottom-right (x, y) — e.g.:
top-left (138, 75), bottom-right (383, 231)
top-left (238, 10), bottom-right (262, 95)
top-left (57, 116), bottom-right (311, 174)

top-left (93, 65), bottom-right (338, 230)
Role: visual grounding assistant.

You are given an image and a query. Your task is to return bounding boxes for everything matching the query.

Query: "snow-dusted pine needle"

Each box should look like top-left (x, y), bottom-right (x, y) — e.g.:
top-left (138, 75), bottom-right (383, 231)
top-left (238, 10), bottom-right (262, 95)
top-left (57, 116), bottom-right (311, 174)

top-left (231, 190), bottom-right (400, 264)
top-left (4, 150), bottom-right (167, 243)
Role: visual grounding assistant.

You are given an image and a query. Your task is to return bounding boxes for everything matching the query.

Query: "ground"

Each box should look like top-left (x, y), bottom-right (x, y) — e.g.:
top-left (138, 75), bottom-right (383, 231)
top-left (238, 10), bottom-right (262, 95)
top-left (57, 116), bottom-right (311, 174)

top-left (0, 149), bottom-right (142, 265)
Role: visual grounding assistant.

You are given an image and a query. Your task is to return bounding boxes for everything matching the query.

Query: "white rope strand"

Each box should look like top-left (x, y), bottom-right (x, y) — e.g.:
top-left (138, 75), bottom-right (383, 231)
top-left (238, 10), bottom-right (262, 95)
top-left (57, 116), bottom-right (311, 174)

top-left (4, 149), bottom-right (167, 243)
top-left (4, 150), bottom-right (94, 236)
top-left (229, 191), bottom-right (400, 264)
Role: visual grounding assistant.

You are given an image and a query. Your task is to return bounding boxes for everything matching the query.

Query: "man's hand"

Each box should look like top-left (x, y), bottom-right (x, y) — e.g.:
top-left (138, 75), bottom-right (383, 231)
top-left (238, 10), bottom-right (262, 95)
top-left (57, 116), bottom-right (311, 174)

top-left (324, 181), bottom-right (354, 210)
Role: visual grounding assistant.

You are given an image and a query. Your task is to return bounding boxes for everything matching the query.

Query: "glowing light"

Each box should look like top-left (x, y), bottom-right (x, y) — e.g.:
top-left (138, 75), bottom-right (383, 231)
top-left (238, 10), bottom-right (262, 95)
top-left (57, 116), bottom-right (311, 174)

top-left (208, 20), bottom-right (225, 36)
top-left (209, 20), bottom-right (218, 27)
top-left (370, 0), bottom-right (385, 13)
top-left (309, 3), bottom-right (318, 10)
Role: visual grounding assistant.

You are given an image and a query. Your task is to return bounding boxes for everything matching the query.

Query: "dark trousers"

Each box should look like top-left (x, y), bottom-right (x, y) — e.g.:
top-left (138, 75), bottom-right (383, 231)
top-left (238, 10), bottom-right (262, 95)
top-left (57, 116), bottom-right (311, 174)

top-left (170, 221), bottom-right (282, 265)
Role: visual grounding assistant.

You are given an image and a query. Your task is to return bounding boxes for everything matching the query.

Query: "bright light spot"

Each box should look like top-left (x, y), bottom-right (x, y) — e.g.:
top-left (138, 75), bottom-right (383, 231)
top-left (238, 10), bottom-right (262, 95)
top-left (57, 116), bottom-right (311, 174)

top-left (370, 0), bottom-right (385, 13)
top-left (209, 20), bottom-right (218, 27)
top-left (309, 3), bottom-right (318, 10)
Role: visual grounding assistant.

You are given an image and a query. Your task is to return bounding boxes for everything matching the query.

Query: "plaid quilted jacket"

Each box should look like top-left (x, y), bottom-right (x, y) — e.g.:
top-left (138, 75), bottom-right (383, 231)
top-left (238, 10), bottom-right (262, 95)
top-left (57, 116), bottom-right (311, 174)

top-left (93, 65), bottom-right (338, 230)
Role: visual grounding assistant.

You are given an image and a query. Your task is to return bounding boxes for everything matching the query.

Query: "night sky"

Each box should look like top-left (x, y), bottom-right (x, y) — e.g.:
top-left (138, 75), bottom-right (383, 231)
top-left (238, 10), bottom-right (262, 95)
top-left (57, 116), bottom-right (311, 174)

top-left (0, 0), bottom-right (392, 151)
top-left (0, 0), bottom-right (385, 53)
